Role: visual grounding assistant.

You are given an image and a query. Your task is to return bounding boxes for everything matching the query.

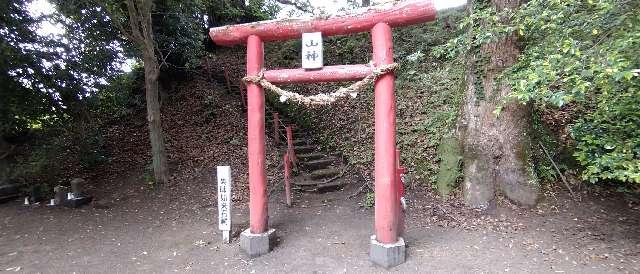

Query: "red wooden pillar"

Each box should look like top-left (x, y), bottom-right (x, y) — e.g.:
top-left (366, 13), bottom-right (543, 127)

top-left (372, 22), bottom-right (399, 244)
top-left (284, 153), bottom-right (292, 206)
top-left (246, 35), bottom-right (268, 234)
top-left (286, 125), bottom-right (297, 166)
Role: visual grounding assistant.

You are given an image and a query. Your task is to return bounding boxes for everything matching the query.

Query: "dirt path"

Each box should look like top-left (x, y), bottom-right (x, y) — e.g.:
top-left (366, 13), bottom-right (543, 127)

top-left (1, 176), bottom-right (639, 273)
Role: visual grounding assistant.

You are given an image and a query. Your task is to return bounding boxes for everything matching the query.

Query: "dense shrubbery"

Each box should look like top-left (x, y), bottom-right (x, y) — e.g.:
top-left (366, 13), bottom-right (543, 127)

top-left (438, 0), bottom-right (639, 185)
top-left (509, 0), bottom-right (639, 184)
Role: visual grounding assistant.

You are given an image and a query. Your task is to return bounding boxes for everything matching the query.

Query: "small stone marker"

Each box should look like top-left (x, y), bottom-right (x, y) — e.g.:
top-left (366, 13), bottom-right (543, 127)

top-left (70, 178), bottom-right (86, 194)
top-left (53, 185), bottom-right (67, 205)
top-left (217, 166), bottom-right (232, 243)
top-left (63, 178), bottom-right (93, 208)
top-left (301, 32), bottom-right (323, 69)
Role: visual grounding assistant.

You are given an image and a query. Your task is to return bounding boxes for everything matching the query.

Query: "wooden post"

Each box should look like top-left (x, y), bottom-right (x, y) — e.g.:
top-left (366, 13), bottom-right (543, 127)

top-left (372, 22), bottom-right (398, 245)
top-left (286, 126), bottom-right (297, 167)
top-left (284, 153), bottom-right (292, 206)
top-left (262, 65), bottom-right (373, 84)
top-left (217, 166), bottom-right (233, 243)
top-left (246, 35), bottom-right (268, 234)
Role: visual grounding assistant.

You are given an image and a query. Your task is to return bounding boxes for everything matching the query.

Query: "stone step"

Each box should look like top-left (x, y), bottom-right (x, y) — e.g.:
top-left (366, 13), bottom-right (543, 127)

top-left (291, 175), bottom-right (346, 193)
top-left (300, 157), bottom-right (339, 171)
top-left (295, 145), bottom-right (317, 154)
top-left (292, 176), bottom-right (318, 187)
top-left (317, 180), bottom-right (348, 193)
top-left (297, 153), bottom-right (325, 161)
top-left (310, 168), bottom-right (341, 180)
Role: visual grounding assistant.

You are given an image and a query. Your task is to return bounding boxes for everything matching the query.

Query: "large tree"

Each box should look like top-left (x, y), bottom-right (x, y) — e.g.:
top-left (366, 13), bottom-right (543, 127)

top-left (459, 0), bottom-right (538, 208)
top-left (109, 0), bottom-right (168, 184)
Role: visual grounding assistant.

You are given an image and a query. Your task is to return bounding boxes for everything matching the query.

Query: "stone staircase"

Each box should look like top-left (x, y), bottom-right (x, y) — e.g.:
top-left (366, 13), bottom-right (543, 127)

top-left (265, 109), bottom-right (347, 193)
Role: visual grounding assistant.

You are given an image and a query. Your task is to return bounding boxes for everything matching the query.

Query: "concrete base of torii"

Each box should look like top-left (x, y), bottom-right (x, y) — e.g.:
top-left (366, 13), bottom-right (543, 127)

top-left (370, 235), bottom-right (406, 268)
top-left (240, 228), bottom-right (276, 258)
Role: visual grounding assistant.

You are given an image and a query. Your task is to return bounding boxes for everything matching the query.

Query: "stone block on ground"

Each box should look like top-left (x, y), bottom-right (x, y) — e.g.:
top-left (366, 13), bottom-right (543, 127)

top-left (54, 185), bottom-right (68, 205)
top-left (70, 178), bottom-right (86, 194)
top-left (240, 228), bottom-right (276, 258)
top-left (370, 235), bottom-right (406, 268)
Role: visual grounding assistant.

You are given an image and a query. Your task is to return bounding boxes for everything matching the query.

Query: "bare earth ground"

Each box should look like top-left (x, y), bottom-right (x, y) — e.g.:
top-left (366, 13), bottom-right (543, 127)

top-left (1, 170), bottom-right (639, 273)
top-left (1, 59), bottom-right (639, 273)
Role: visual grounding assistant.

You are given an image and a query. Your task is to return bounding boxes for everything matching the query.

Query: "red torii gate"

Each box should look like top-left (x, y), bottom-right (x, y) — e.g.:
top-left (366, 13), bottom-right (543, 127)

top-left (209, 0), bottom-right (461, 267)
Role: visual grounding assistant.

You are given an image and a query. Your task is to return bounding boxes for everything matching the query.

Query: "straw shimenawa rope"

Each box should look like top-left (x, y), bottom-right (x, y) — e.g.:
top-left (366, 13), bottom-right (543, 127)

top-left (242, 63), bottom-right (399, 106)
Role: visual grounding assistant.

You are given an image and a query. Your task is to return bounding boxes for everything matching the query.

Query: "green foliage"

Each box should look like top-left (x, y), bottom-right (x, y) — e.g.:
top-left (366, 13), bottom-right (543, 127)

top-left (13, 141), bottom-right (61, 181)
top-left (90, 67), bottom-right (145, 119)
top-left (204, 0), bottom-right (278, 26)
top-left (510, 0), bottom-right (640, 184)
top-left (438, 0), bottom-right (640, 185)
top-left (1, 0), bottom-right (120, 136)
top-left (363, 192), bottom-right (375, 208)
top-left (572, 93), bottom-right (640, 183)
top-left (77, 129), bottom-right (108, 169)
top-left (435, 135), bottom-right (462, 196)
top-left (153, 0), bottom-right (207, 69)
top-left (143, 162), bottom-right (155, 183)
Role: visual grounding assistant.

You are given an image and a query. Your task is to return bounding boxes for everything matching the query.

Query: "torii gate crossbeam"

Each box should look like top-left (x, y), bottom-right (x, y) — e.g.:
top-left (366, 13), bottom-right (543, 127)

top-left (209, 0), bottom-right (463, 268)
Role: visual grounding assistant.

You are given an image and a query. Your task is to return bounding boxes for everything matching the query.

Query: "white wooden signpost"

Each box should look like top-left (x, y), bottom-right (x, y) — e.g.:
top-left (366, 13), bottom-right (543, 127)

top-left (301, 32), bottom-right (323, 69)
top-left (217, 166), bottom-right (232, 243)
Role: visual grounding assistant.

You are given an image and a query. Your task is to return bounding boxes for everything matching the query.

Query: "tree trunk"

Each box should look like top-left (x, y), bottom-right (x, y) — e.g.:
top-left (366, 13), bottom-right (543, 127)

top-left (459, 0), bottom-right (538, 209)
top-left (362, 0), bottom-right (371, 7)
top-left (122, 0), bottom-right (169, 184)
top-left (143, 51), bottom-right (168, 184)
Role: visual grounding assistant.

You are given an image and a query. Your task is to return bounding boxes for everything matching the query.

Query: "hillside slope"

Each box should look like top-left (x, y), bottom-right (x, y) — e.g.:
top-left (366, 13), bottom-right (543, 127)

top-left (81, 52), bottom-right (281, 209)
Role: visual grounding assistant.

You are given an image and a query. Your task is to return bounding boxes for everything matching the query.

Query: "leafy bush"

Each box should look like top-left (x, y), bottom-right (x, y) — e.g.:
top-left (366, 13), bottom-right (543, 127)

top-left (437, 0), bottom-right (640, 185)
top-left (363, 192), bottom-right (375, 208)
top-left (506, 0), bottom-right (640, 184)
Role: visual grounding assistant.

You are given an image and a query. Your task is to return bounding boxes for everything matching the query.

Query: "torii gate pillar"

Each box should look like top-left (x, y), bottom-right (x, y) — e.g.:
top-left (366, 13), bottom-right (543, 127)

top-left (239, 34), bottom-right (276, 258)
top-left (369, 22), bottom-right (405, 267)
